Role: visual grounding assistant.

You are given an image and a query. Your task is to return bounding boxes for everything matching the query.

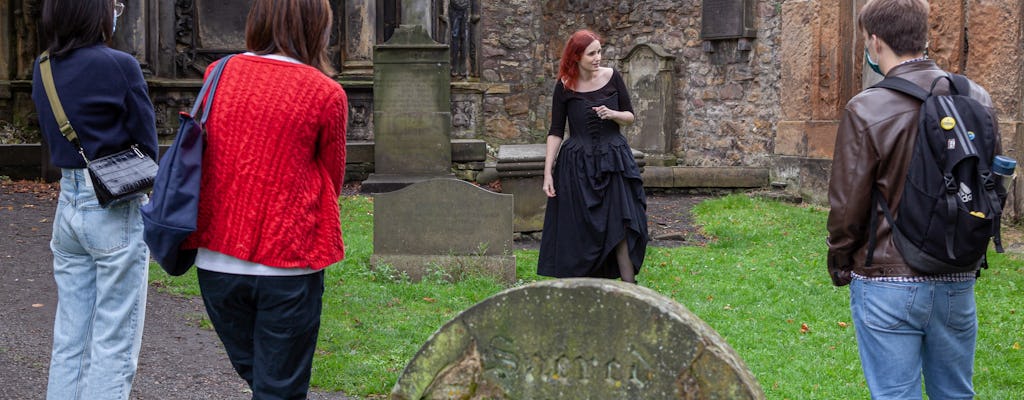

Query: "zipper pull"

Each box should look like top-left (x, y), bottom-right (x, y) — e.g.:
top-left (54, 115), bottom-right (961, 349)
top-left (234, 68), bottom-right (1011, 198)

top-left (132, 145), bottom-right (145, 158)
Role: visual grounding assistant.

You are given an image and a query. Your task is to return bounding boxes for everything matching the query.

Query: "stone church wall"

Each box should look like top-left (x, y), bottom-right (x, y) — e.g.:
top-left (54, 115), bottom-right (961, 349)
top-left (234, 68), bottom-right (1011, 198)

top-left (477, 0), bottom-right (783, 168)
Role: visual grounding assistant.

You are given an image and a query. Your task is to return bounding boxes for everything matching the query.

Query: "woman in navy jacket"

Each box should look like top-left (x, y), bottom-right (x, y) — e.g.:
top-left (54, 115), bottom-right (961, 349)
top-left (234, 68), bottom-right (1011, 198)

top-left (31, 1), bottom-right (157, 398)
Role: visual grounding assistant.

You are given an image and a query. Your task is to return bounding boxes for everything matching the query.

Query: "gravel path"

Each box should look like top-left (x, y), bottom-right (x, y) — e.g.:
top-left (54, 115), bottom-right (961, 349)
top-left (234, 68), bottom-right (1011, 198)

top-left (0, 180), bottom-right (354, 400)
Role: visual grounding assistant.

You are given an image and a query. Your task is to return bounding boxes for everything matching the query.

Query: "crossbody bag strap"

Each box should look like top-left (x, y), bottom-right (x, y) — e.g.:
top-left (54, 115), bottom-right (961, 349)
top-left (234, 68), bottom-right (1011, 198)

top-left (190, 54), bottom-right (236, 123)
top-left (39, 51), bottom-right (89, 163)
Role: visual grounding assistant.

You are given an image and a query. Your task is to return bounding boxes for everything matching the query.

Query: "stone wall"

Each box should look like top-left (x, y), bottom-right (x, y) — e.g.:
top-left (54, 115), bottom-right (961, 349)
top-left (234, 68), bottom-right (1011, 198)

top-left (3, 0), bottom-right (1023, 216)
top-left (773, 0), bottom-right (1024, 215)
top-left (478, 0), bottom-right (782, 168)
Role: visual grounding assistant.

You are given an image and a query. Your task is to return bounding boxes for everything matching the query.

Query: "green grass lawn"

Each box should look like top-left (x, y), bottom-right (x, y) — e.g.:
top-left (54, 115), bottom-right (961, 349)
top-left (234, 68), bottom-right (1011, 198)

top-left (149, 194), bottom-right (1024, 399)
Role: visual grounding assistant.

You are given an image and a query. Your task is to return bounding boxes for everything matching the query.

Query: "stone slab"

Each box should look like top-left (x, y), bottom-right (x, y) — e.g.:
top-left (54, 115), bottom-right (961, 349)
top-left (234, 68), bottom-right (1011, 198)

top-left (500, 176), bottom-right (546, 233)
top-left (640, 166), bottom-right (676, 188)
top-left (772, 156), bottom-right (833, 205)
top-left (451, 139), bottom-right (487, 162)
top-left (373, 178), bottom-right (513, 257)
top-left (672, 167), bottom-right (769, 188)
top-left (494, 161), bottom-right (546, 172)
top-left (642, 167), bottom-right (770, 188)
top-left (390, 278), bottom-right (765, 399)
top-left (496, 144), bottom-right (546, 163)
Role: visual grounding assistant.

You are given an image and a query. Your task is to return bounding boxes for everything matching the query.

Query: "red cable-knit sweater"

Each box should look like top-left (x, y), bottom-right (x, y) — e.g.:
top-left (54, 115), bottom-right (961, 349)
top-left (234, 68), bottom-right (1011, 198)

top-left (183, 55), bottom-right (348, 270)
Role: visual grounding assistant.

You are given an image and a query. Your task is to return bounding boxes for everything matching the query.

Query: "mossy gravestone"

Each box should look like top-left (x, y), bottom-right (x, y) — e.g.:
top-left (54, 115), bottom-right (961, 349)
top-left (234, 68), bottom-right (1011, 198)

top-left (371, 178), bottom-right (515, 284)
top-left (391, 278), bottom-right (765, 399)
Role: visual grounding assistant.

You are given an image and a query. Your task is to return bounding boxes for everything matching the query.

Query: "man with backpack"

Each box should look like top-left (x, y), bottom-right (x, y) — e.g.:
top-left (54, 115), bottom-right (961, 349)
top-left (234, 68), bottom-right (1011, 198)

top-left (826, 0), bottom-right (1005, 398)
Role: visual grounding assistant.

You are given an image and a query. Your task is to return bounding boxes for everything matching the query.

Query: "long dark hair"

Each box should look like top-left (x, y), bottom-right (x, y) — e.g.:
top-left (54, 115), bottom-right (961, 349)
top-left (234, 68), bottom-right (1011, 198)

top-left (245, 0), bottom-right (335, 75)
top-left (40, 0), bottom-right (113, 58)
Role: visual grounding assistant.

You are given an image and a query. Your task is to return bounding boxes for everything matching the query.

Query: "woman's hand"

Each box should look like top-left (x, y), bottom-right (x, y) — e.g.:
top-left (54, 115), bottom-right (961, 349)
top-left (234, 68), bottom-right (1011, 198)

top-left (592, 105), bottom-right (634, 126)
top-left (592, 105), bottom-right (617, 120)
top-left (543, 174), bottom-right (556, 198)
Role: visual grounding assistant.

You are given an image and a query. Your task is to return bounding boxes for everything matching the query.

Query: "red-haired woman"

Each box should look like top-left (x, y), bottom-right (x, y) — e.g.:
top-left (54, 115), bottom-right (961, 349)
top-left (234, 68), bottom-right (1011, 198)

top-left (181, 0), bottom-right (347, 397)
top-left (538, 29), bottom-right (648, 283)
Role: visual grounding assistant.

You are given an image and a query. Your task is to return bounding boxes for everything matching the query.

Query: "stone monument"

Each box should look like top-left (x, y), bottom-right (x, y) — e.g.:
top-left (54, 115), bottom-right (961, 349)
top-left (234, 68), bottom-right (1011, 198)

top-left (390, 278), bottom-right (766, 399)
top-left (371, 179), bottom-right (515, 284)
top-left (360, 0), bottom-right (454, 193)
top-left (621, 43), bottom-right (677, 167)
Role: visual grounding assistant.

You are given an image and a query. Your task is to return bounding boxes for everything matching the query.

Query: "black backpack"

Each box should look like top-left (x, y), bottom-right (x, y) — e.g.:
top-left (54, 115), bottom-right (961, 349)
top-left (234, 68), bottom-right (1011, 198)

top-left (867, 73), bottom-right (1006, 274)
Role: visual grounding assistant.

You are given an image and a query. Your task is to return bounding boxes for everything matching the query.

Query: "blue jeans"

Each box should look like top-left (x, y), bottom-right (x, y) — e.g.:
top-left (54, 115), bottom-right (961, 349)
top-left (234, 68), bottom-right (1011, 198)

top-left (850, 278), bottom-right (977, 400)
top-left (47, 169), bottom-right (149, 400)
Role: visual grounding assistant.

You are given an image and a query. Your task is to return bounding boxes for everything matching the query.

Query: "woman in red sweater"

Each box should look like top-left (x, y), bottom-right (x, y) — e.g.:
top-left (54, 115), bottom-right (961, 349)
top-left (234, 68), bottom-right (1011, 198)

top-left (181, 0), bottom-right (347, 397)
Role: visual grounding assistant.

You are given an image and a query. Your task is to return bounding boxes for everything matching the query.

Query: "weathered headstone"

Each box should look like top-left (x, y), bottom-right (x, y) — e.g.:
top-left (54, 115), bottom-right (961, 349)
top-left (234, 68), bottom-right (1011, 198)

top-left (494, 144), bottom-right (547, 233)
top-left (391, 278), bottom-right (766, 399)
top-left (371, 178), bottom-right (515, 284)
top-left (621, 43), bottom-right (677, 167)
top-left (361, 0), bottom-right (454, 193)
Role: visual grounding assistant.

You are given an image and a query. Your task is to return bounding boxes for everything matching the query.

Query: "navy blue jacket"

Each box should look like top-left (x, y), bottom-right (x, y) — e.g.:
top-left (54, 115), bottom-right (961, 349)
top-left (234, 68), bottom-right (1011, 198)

top-left (32, 44), bottom-right (158, 168)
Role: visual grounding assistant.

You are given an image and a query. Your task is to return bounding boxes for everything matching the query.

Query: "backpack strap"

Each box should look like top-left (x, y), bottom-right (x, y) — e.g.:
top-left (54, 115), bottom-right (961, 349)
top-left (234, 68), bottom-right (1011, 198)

top-left (872, 76), bottom-right (930, 102)
top-left (979, 168), bottom-right (1005, 254)
top-left (865, 186), bottom-right (898, 267)
top-left (942, 173), bottom-right (959, 259)
top-left (947, 73), bottom-right (972, 97)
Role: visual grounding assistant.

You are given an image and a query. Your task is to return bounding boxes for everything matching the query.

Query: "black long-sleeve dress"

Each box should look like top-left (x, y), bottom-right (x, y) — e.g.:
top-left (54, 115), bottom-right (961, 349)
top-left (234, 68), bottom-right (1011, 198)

top-left (537, 69), bottom-right (649, 278)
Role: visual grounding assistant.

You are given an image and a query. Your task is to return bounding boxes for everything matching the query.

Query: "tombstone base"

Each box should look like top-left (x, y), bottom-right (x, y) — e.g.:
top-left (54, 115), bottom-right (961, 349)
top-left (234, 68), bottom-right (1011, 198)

top-left (370, 254), bottom-right (516, 285)
top-left (361, 173), bottom-right (456, 193)
top-left (499, 176), bottom-right (546, 233)
top-left (643, 152), bottom-right (678, 167)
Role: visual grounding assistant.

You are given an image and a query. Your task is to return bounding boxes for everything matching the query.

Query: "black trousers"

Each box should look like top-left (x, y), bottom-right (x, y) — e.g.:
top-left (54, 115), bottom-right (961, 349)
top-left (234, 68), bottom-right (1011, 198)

top-left (198, 269), bottom-right (325, 400)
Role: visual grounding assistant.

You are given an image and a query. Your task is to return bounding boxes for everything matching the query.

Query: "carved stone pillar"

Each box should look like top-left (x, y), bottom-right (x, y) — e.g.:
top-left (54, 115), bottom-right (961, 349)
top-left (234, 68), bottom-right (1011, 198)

top-left (343, 0), bottom-right (376, 77)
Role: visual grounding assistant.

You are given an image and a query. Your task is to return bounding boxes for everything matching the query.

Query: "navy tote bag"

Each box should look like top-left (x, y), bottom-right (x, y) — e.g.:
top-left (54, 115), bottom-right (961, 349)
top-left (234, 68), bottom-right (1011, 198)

top-left (142, 55), bottom-right (234, 276)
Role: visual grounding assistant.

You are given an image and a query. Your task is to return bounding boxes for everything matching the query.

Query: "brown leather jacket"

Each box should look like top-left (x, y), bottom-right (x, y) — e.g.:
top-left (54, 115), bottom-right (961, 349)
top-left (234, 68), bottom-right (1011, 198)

top-left (826, 60), bottom-right (999, 286)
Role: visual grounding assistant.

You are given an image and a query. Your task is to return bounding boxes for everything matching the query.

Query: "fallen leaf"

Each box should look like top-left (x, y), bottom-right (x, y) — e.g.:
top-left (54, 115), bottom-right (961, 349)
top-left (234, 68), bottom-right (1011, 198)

top-left (1013, 342), bottom-right (1021, 350)
top-left (423, 297), bottom-right (436, 303)
top-left (837, 321), bottom-right (848, 329)
top-left (800, 323), bottom-right (810, 334)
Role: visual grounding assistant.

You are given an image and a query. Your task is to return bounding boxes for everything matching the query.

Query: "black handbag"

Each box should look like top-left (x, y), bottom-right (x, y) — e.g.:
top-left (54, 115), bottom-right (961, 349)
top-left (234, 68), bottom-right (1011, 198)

top-left (39, 51), bottom-right (158, 208)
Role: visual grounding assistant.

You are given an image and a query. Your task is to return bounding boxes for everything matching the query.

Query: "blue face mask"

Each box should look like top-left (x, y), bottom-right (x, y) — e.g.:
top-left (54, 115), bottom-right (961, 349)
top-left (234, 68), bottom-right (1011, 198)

top-left (865, 47), bottom-right (882, 76)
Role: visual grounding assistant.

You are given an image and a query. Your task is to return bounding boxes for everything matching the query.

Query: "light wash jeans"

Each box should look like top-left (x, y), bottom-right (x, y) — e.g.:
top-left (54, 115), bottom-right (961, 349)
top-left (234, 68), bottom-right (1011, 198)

top-left (850, 278), bottom-right (977, 400)
top-left (46, 169), bottom-right (148, 400)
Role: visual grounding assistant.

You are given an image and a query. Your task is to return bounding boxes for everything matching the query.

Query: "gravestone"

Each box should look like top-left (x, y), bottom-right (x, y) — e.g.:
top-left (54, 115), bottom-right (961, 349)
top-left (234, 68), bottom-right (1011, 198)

top-left (495, 144), bottom-right (547, 233)
top-left (371, 179), bottom-right (515, 284)
top-left (621, 44), bottom-right (677, 167)
top-left (391, 278), bottom-right (766, 399)
top-left (361, 0), bottom-right (453, 193)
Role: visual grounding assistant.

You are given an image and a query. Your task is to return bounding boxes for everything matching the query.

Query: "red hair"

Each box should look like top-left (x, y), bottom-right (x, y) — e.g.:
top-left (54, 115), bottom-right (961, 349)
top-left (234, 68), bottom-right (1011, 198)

top-left (558, 30), bottom-right (601, 91)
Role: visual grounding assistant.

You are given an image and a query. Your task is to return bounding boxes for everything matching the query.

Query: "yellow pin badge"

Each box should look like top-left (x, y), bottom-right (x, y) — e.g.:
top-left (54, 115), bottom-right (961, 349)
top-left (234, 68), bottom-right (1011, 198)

top-left (940, 117), bottom-right (957, 130)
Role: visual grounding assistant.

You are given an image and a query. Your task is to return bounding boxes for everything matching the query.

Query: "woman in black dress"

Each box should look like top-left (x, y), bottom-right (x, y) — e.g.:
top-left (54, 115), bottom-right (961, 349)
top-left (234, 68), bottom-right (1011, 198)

top-left (537, 29), bottom-right (649, 283)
